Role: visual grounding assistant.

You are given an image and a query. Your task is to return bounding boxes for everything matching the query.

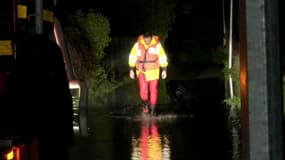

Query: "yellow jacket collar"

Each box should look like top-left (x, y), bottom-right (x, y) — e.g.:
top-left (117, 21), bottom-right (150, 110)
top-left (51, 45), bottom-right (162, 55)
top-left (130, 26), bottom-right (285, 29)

top-left (137, 35), bottom-right (159, 48)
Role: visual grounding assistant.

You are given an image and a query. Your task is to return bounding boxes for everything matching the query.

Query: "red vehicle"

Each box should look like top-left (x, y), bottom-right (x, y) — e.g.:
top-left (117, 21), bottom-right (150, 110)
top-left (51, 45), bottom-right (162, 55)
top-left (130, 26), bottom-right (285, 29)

top-left (0, 0), bottom-right (88, 159)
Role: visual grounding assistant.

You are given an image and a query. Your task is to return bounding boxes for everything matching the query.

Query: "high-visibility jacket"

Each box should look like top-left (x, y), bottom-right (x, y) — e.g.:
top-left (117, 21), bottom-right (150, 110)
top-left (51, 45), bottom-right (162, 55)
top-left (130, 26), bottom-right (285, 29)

top-left (128, 35), bottom-right (168, 81)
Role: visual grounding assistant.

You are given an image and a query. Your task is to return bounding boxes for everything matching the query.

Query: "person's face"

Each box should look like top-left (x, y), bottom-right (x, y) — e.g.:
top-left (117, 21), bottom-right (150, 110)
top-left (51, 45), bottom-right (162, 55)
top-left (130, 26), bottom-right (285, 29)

top-left (143, 36), bottom-right (152, 45)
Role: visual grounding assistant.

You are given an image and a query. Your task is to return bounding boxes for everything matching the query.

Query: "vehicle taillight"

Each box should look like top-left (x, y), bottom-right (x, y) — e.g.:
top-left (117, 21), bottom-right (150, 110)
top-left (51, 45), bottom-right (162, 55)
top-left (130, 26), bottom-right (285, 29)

top-left (4, 147), bottom-right (20, 160)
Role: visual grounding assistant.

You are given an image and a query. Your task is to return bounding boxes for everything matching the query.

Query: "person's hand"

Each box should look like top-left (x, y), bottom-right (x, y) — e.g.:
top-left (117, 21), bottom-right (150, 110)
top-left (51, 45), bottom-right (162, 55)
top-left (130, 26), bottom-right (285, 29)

top-left (161, 70), bottom-right (167, 79)
top-left (130, 69), bottom-right (135, 79)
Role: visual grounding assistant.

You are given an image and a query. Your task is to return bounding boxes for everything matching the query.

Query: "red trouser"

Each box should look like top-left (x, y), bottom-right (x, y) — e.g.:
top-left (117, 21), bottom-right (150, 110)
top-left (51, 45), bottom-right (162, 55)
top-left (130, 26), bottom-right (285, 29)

top-left (138, 73), bottom-right (158, 106)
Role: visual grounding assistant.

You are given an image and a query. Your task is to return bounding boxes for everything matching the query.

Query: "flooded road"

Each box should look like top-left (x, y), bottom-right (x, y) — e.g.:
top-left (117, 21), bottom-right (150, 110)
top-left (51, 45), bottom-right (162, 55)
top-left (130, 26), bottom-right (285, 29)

top-left (69, 106), bottom-right (231, 160)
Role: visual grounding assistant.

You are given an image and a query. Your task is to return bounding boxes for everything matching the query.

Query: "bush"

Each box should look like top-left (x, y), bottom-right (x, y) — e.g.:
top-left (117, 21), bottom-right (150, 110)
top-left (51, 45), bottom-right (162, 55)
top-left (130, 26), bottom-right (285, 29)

top-left (64, 9), bottom-right (122, 106)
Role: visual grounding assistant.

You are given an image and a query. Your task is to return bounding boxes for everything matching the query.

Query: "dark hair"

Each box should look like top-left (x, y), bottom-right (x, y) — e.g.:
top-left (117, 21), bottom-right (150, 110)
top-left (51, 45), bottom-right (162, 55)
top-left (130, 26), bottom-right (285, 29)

top-left (142, 32), bottom-right (152, 38)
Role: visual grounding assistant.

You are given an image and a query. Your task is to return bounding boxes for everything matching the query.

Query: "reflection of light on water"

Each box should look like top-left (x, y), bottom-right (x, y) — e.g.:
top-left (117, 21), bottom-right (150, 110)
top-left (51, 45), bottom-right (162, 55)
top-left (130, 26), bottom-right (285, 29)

top-left (131, 120), bottom-right (171, 160)
top-left (162, 136), bottom-right (171, 160)
top-left (131, 138), bottom-right (140, 159)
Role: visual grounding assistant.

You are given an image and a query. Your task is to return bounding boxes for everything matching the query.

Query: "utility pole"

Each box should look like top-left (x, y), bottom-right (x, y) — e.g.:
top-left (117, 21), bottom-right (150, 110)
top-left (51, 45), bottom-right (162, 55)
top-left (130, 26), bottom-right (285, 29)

top-left (35, 0), bottom-right (43, 34)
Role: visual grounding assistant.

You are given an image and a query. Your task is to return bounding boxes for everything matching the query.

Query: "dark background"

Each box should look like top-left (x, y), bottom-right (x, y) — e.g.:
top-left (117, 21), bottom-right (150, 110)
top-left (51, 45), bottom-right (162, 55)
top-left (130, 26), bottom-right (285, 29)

top-left (56, 0), bottom-right (223, 47)
top-left (56, 0), bottom-right (284, 63)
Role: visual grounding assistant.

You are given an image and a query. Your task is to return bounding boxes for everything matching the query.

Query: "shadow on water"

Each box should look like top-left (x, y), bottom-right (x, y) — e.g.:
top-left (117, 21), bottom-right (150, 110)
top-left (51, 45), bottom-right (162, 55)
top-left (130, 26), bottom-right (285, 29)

top-left (70, 77), bottom-right (231, 160)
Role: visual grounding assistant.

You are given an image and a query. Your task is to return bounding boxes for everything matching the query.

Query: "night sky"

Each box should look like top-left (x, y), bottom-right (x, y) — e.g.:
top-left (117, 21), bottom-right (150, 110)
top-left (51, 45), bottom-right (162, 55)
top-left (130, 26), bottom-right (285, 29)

top-left (56, 0), bottom-right (223, 49)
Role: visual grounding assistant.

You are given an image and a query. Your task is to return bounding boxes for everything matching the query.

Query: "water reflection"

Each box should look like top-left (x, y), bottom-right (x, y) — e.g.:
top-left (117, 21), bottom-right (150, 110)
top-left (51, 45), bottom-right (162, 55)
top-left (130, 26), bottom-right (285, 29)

top-left (131, 118), bottom-right (170, 160)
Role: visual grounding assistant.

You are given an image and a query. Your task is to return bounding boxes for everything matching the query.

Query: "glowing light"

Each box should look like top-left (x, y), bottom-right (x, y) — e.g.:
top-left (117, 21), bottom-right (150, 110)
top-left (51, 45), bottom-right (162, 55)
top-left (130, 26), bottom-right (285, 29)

top-left (240, 70), bottom-right (247, 88)
top-left (69, 81), bottom-right (80, 89)
top-left (131, 120), bottom-right (171, 160)
top-left (53, 23), bottom-right (60, 50)
top-left (5, 149), bottom-right (14, 160)
top-left (5, 147), bottom-right (20, 160)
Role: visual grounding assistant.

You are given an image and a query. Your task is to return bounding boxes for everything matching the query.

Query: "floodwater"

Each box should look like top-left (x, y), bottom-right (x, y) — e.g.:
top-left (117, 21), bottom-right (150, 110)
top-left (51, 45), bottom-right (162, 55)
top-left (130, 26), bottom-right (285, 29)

top-left (69, 78), bottom-right (230, 160)
top-left (69, 105), bottom-right (231, 160)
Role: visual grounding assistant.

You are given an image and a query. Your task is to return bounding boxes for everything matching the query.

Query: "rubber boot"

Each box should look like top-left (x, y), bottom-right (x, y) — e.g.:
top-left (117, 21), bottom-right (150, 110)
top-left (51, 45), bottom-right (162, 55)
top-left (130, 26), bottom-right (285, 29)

top-left (142, 101), bottom-right (149, 114)
top-left (150, 105), bottom-right (156, 116)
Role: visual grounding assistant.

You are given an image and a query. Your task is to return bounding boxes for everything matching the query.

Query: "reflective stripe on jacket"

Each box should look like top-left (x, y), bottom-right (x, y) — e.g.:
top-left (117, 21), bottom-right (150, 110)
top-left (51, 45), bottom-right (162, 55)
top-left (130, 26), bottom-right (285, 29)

top-left (128, 35), bottom-right (168, 81)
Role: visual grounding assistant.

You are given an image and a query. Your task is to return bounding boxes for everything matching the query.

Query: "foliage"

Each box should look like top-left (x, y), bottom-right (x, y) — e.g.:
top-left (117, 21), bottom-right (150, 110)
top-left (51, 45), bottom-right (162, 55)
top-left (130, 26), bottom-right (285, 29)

top-left (64, 9), bottom-right (122, 105)
top-left (223, 52), bottom-right (241, 110)
top-left (223, 96), bottom-right (241, 109)
top-left (211, 45), bottom-right (228, 63)
top-left (222, 67), bottom-right (240, 84)
top-left (69, 9), bottom-right (111, 66)
top-left (223, 52), bottom-right (242, 160)
top-left (136, 0), bottom-right (177, 42)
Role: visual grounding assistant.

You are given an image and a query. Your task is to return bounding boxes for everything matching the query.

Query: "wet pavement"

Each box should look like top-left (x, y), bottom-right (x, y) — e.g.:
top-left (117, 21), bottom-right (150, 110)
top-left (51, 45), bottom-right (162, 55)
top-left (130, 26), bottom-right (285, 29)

top-left (69, 105), bottom-right (231, 160)
top-left (69, 77), bottom-right (231, 160)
